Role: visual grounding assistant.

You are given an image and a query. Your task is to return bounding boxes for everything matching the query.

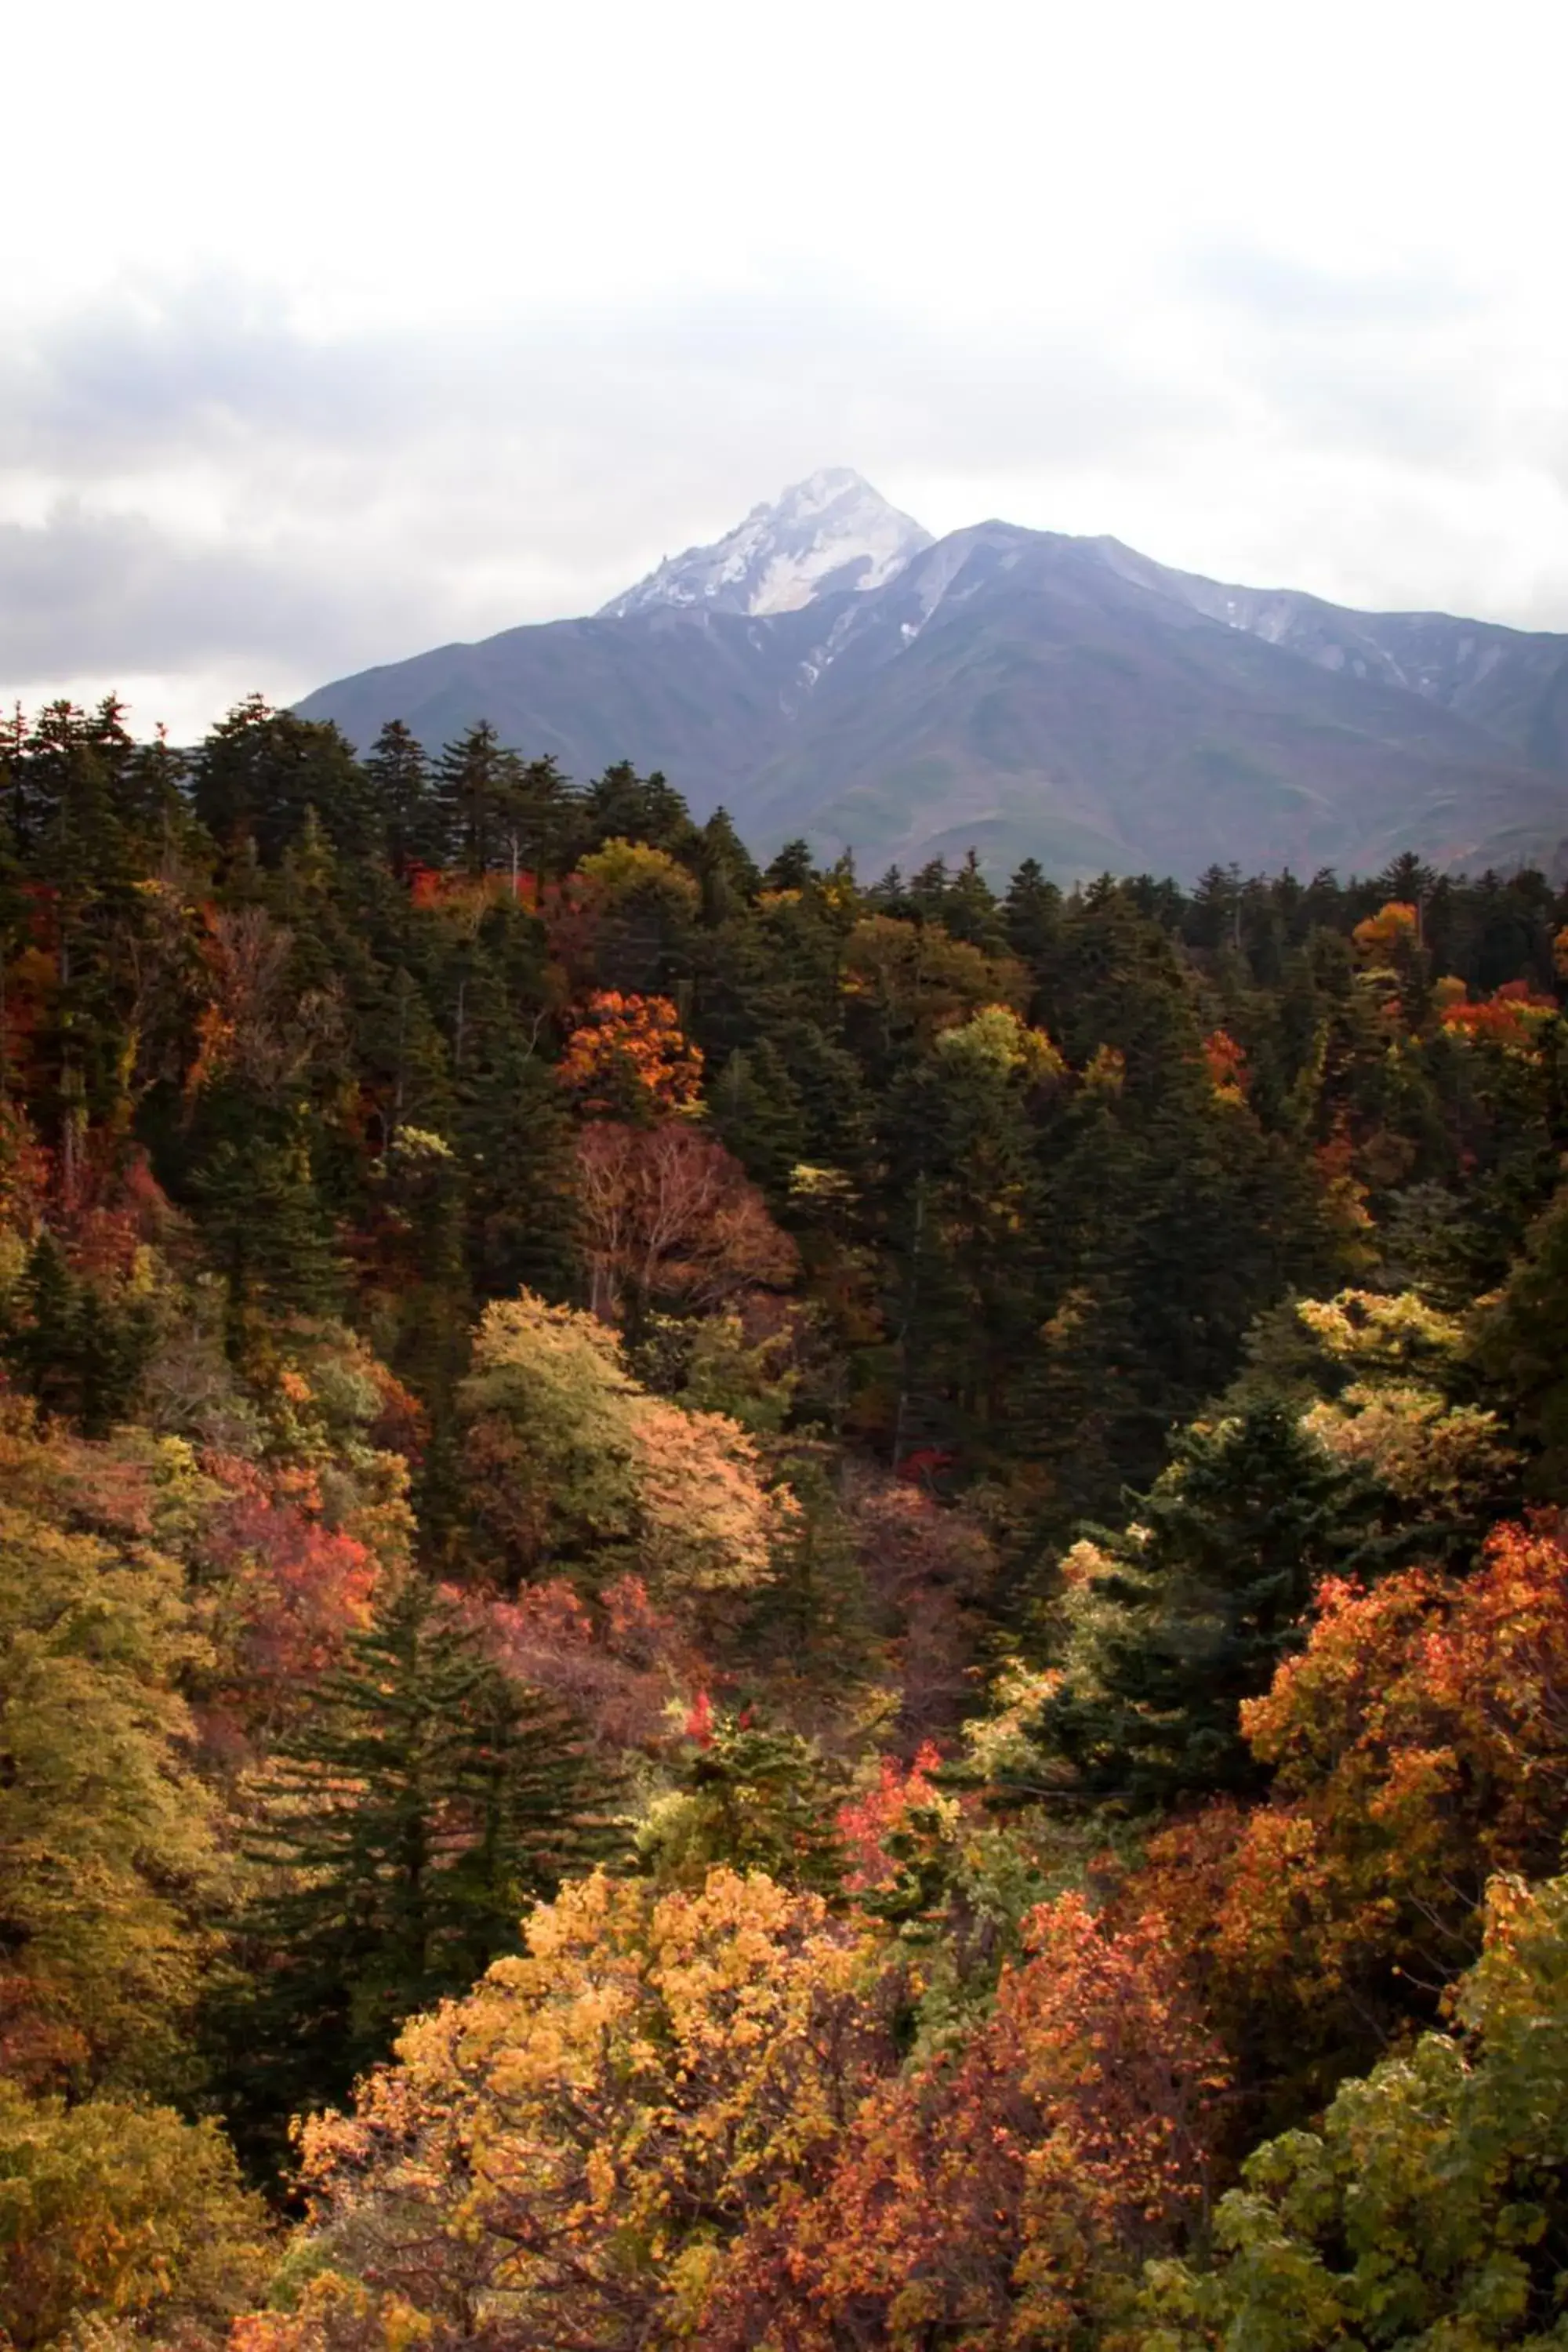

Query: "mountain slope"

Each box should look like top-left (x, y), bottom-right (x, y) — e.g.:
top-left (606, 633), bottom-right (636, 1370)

top-left (734, 526), bottom-right (1568, 878)
top-left (296, 488), bottom-right (1568, 882)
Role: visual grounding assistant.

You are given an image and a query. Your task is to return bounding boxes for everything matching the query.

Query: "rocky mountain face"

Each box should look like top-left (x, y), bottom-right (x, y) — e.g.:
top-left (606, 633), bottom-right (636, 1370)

top-left (296, 477), bottom-right (1568, 882)
top-left (597, 468), bottom-right (933, 619)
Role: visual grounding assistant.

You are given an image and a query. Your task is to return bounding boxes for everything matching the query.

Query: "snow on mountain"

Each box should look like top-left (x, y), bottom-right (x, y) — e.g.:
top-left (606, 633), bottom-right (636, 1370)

top-left (599, 467), bottom-right (933, 620)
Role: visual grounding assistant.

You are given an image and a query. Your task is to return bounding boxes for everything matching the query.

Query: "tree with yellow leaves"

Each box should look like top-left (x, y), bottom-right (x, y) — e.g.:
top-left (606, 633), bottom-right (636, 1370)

top-left (263, 1868), bottom-right (896, 2352)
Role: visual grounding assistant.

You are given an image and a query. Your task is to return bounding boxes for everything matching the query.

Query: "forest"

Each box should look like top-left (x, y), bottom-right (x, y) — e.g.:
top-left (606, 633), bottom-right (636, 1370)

top-left (3, 688), bottom-right (1568, 2350)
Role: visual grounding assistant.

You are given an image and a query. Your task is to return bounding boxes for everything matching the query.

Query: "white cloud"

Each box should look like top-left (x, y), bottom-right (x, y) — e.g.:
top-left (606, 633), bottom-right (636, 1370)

top-left (3, 0), bottom-right (1566, 737)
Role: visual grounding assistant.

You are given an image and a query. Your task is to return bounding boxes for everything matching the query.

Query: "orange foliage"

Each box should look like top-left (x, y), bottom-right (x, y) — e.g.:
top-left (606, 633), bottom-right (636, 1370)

top-left (1141, 1517), bottom-right (1568, 2076)
top-left (1352, 899), bottom-right (1419, 962)
top-left (1313, 1113), bottom-right (1374, 1250)
top-left (1202, 1027), bottom-right (1250, 1102)
top-left (1439, 976), bottom-right (1559, 1050)
top-left (557, 989), bottom-right (703, 1118)
top-left (406, 863), bottom-right (539, 920)
top-left (714, 1894), bottom-right (1225, 2350)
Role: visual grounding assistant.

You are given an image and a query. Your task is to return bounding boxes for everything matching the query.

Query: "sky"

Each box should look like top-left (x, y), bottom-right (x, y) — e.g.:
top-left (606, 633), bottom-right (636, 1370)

top-left (3, 0), bottom-right (1566, 742)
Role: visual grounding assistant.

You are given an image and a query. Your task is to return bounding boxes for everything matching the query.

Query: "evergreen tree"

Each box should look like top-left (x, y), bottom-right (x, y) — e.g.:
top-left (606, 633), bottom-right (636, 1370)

top-left (637, 1710), bottom-right (847, 1897)
top-left (219, 1580), bottom-right (619, 2158)
top-left (191, 1113), bottom-right (344, 1333)
top-left (1, 1231), bottom-right (156, 1437)
top-left (1030, 1400), bottom-right (1369, 1808)
top-left (191, 698), bottom-right (372, 865)
top-left (364, 718), bottom-right (439, 873)
top-left (1474, 1178), bottom-right (1568, 1500)
top-left (764, 838), bottom-right (816, 892)
top-left (579, 760), bottom-right (699, 859)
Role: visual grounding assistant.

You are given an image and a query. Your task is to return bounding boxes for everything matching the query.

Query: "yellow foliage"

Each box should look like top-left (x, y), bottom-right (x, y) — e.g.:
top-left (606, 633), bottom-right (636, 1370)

top-left (0, 2081), bottom-right (269, 2350)
top-left (578, 837), bottom-right (700, 915)
top-left (283, 1869), bottom-right (891, 2349)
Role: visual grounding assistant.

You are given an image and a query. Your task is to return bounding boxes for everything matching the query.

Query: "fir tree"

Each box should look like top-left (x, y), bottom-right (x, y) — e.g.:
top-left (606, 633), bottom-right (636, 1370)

top-left (364, 718), bottom-right (439, 874)
top-left (1031, 1400), bottom-right (1369, 1808)
top-left (218, 1580), bottom-right (619, 2158)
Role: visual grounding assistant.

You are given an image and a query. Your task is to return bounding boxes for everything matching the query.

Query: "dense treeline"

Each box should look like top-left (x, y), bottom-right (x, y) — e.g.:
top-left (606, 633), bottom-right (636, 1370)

top-left (2, 688), bottom-right (1568, 2348)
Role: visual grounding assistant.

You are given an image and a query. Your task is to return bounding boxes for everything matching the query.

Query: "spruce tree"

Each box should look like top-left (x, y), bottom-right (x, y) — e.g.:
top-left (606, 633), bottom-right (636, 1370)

top-left (434, 720), bottom-right (514, 875)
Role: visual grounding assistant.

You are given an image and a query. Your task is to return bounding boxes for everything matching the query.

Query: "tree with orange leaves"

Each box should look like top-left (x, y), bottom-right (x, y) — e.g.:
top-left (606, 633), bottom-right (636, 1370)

top-left (556, 990), bottom-right (703, 1120)
top-left (1140, 1515), bottom-right (1568, 2101)
top-left (712, 1893), bottom-right (1226, 2352)
top-left (259, 1869), bottom-right (896, 2352)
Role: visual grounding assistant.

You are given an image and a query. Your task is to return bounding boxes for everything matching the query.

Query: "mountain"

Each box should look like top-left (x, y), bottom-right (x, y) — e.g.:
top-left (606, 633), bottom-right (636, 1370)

top-left (597, 467), bottom-right (932, 619)
top-left (296, 478), bottom-right (1568, 882)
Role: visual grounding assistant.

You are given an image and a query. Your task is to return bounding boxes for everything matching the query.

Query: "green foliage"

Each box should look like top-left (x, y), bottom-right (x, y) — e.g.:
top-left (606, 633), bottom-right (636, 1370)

top-left (219, 1577), bottom-right (619, 2147)
top-left (0, 1231), bottom-right (156, 1436)
top-left (637, 1711), bottom-right (848, 1896)
top-left (1142, 1867), bottom-right (1568, 2352)
top-left (1474, 1176), bottom-right (1568, 1499)
top-left (458, 1290), bottom-right (785, 1599)
top-left (1033, 1401), bottom-right (1370, 1806)
top-left (2, 685), bottom-right (1568, 2339)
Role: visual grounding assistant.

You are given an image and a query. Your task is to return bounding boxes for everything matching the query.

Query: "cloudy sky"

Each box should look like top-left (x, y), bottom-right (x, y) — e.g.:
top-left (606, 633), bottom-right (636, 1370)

top-left (4, 0), bottom-right (1566, 740)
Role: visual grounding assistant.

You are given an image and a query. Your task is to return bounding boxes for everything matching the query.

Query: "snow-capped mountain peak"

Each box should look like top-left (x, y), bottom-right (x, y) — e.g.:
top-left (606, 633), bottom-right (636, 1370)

top-left (599, 468), bottom-right (933, 620)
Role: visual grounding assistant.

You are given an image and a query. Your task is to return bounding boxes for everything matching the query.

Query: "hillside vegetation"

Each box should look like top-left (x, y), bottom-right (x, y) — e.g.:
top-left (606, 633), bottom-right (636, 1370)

top-left (4, 690), bottom-right (1568, 2349)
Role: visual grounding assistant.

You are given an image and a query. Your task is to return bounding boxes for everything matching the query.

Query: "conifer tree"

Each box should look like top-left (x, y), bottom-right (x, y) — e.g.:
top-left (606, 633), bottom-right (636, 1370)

top-left (220, 1579), bottom-right (619, 2155)
top-left (364, 718), bottom-right (439, 873)
top-left (637, 1711), bottom-right (847, 1896)
top-left (1032, 1400), bottom-right (1369, 1807)
top-left (192, 698), bottom-right (372, 866)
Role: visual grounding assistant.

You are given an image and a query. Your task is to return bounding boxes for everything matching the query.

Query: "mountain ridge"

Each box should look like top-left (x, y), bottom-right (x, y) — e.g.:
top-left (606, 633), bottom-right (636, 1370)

top-left (296, 476), bottom-right (1568, 881)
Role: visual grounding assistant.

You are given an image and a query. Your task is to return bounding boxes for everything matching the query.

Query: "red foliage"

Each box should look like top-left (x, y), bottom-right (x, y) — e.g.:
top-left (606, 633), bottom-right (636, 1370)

top-left (836, 1742), bottom-right (946, 1895)
top-left (459, 1572), bottom-right (700, 1751)
top-left (684, 1689), bottom-right (716, 1747)
top-left (1440, 979), bottom-right (1559, 1049)
top-left (895, 1445), bottom-right (955, 1487)
top-left (713, 1895), bottom-right (1225, 2350)
top-left (406, 865), bottom-right (538, 914)
top-left (198, 1465), bottom-right (379, 1733)
top-left (844, 1466), bottom-right (994, 1748)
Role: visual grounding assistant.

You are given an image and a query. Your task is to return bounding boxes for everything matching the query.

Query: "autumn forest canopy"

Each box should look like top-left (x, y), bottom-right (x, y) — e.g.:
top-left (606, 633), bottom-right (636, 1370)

top-left (6, 688), bottom-right (1568, 2350)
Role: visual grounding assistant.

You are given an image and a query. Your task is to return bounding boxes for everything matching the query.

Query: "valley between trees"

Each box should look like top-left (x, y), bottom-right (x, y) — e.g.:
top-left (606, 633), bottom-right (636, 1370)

top-left (4, 691), bottom-right (1568, 2349)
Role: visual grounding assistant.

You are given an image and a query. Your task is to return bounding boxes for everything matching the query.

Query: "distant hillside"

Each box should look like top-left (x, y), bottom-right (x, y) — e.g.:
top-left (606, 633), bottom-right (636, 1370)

top-left (296, 476), bottom-right (1568, 880)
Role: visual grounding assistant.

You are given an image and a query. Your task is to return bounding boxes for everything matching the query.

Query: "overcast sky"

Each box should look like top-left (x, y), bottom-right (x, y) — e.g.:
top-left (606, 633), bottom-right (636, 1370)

top-left (4, 0), bottom-right (1566, 741)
